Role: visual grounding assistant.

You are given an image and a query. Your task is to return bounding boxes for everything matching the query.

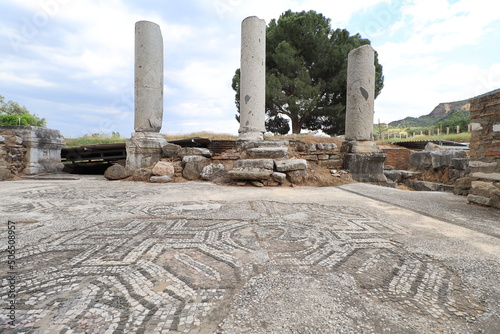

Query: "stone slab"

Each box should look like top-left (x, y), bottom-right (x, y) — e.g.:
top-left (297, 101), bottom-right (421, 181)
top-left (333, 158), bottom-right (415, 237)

top-left (228, 170), bottom-right (272, 180)
top-left (233, 159), bottom-right (274, 170)
top-left (471, 172), bottom-right (500, 181)
top-left (246, 147), bottom-right (288, 159)
top-left (275, 159), bottom-right (308, 172)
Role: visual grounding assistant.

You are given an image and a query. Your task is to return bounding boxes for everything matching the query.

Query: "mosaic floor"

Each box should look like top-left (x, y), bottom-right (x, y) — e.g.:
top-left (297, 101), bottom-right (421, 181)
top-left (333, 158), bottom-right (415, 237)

top-left (0, 180), bottom-right (497, 333)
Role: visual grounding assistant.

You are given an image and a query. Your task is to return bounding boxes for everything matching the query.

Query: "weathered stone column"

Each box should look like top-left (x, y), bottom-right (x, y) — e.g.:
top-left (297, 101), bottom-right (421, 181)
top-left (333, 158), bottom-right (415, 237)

top-left (238, 16), bottom-right (266, 141)
top-left (135, 20), bottom-right (163, 132)
top-left (342, 45), bottom-right (387, 183)
top-left (345, 45), bottom-right (375, 141)
top-left (126, 21), bottom-right (167, 170)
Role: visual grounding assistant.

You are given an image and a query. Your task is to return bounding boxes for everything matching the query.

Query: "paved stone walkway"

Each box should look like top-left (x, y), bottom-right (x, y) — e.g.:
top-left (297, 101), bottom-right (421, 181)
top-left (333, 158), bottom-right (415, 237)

top-left (1, 176), bottom-right (499, 333)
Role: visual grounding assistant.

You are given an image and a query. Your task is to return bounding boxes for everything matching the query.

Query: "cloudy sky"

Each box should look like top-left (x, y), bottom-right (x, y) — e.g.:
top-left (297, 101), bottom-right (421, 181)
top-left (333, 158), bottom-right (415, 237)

top-left (0, 0), bottom-right (498, 138)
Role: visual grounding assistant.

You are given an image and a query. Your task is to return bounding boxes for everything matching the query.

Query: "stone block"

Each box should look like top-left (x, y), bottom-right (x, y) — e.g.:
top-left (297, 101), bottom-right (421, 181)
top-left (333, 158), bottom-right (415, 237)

top-left (183, 159), bottom-right (210, 180)
top-left (0, 167), bottom-right (12, 181)
top-left (409, 151), bottom-right (432, 170)
top-left (451, 158), bottom-right (469, 170)
top-left (132, 168), bottom-right (152, 182)
top-left (286, 170), bottom-right (308, 184)
top-left (317, 155), bottom-right (329, 160)
top-left (152, 161), bottom-right (175, 177)
top-left (0, 135), bottom-right (4, 143)
top-left (302, 155), bottom-right (318, 161)
top-left (306, 143), bottom-right (317, 152)
top-left (182, 155), bottom-right (210, 165)
top-left (238, 140), bottom-right (289, 150)
top-left (467, 194), bottom-right (492, 207)
top-left (201, 164), bottom-right (226, 181)
top-left (430, 151), bottom-right (467, 169)
top-left (246, 147), bottom-right (288, 159)
top-left (0, 126), bottom-right (65, 175)
top-left (126, 132), bottom-right (168, 170)
top-left (296, 143), bottom-right (306, 152)
top-left (178, 147), bottom-right (212, 158)
top-left (104, 164), bottom-right (133, 180)
top-left (271, 172), bottom-right (286, 184)
top-left (316, 143), bottom-right (337, 150)
top-left (228, 170), bottom-right (272, 180)
top-left (384, 170), bottom-right (402, 183)
top-left (162, 143), bottom-right (181, 158)
top-left (233, 159), bottom-right (274, 170)
top-left (400, 171), bottom-right (421, 179)
top-left (150, 175), bottom-right (173, 183)
top-left (471, 172), bottom-right (500, 182)
top-left (275, 159), bottom-right (308, 172)
top-left (449, 169), bottom-right (466, 182)
top-left (344, 152), bottom-right (387, 182)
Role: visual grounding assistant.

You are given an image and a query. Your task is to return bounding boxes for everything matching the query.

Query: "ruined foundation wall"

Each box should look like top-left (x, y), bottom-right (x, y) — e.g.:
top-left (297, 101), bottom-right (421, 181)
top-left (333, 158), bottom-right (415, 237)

top-left (0, 126), bottom-right (65, 179)
top-left (467, 91), bottom-right (500, 208)
top-left (0, 131), bottom-right (27, 180)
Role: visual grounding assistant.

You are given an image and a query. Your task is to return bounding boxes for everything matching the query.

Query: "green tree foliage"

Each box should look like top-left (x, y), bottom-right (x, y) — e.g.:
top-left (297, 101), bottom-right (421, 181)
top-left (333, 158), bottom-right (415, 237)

top-left (435, 110), bottom-right (470, 131)
top-left (0, 95), bottom-right (46, 127)
top-left (233, 10), bottom-right (384, 135)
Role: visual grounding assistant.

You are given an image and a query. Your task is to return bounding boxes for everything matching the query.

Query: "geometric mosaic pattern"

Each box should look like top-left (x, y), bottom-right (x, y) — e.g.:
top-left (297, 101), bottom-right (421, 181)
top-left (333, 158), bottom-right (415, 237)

top-left (1, 191), bottom-right (486, 333)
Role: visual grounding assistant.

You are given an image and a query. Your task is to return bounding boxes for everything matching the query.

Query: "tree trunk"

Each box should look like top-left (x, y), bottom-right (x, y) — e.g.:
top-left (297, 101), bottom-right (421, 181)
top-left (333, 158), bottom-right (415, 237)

top-left (291, 116), bottom-right (302, 134)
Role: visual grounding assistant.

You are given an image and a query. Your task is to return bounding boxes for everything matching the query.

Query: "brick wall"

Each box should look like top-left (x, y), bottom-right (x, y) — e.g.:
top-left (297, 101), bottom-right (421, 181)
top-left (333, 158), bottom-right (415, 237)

top-left (467, 91), bottom-right (500, 208)
top-left (381, 147), bottom-right (411, 170)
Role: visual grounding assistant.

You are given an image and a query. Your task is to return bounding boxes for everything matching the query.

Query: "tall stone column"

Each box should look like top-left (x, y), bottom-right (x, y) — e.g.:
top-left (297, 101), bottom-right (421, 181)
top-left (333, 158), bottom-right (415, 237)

top-left (135, 20), bottom-right (163, 132)
top-left (342, 45), bottom-right (387, 183)
top-left (238, 16), bottom-right (266, 141)
top-left (345, 45), bottom-right (375, 141)
top-left (126, 21), bottom-right (167, 170)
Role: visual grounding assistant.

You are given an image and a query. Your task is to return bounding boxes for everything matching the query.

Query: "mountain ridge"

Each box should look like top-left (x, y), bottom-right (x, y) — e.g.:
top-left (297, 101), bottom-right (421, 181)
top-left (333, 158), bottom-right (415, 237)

top-left (388, 88), bottom-right (500, 128)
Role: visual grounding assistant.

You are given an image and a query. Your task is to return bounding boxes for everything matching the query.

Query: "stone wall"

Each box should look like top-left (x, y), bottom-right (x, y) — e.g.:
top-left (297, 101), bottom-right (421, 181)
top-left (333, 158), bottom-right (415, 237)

top-left (0, 131), bottom-right (27, 180)
top-left (467, 91), bottom-right (500, 208)
top-left (0, 126), bottom-right (65, 179)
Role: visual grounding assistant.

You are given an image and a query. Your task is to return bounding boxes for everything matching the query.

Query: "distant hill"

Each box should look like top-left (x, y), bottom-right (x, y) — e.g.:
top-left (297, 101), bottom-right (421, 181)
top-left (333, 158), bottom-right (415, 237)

top-left (388, 88), bottom-right (500, 128)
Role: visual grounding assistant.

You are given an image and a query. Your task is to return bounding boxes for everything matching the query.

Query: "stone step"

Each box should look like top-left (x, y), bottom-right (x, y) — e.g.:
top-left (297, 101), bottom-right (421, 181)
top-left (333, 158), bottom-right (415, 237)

top-left (233, 159), bottom-right (274, 170)
top-left (275, 159), bottom-right (308, 172)
top-left (228, 169), bottom-right (273, 180)
top-left (246, 147), bottom-right (288, 159)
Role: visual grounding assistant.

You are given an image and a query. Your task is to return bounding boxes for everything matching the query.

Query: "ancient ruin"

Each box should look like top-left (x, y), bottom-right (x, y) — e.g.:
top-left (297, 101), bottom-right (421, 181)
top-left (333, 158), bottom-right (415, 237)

top-left (238, 16), bottom-right (266, 141)
top-left (342, 45), bottom-right (387, 183)
top-left (126, 21), bottom-right (168, 170)
top-left (466, 90), bottom-right (500, 208)
top-left (0, 126), bottom-right (65, 180)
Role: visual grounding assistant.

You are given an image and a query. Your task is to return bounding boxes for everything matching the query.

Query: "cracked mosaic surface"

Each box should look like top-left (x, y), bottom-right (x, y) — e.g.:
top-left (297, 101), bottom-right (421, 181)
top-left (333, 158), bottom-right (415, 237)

top-left (1, 190), bottom-right (486, 333)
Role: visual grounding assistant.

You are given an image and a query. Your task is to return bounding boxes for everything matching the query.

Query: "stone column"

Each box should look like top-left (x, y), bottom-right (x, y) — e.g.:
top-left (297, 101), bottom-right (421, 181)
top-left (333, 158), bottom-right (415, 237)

top-left (135, 20), bottom-right (163, 132)
top-left (342, 45), bottom-right (387, 183)
top-left (345, 45), bottom-right (375, 141)
top-left (238, 16), bottom-right (266, 141)
top-left (126, 21), bottom-right (167, 170)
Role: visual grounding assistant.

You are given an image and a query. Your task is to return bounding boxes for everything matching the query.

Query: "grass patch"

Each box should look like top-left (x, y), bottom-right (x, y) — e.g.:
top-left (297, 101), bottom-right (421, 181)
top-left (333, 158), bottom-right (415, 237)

top-left (165, 131), bottom-right (237, 141)
top-left (65, 132), bottom-right (238, 147)
top-left (65, 134), bottom-right (127, 147)
top-left (380, 132), bottom-right (471, 143)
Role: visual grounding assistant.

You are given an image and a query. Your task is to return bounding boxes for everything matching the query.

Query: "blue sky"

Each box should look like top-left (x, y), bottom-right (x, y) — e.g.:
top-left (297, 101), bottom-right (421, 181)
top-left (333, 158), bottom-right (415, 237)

top-left (0, 0), bottom-right (498, 138)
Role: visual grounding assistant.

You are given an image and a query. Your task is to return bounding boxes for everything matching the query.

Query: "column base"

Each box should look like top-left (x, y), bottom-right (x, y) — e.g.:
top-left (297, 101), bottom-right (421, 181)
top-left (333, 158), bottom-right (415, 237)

top-left (126, 132), bottom-right (168, 170)
top-left (237, 131), bottom-right (264, 142)
top-left (342, 141), bottom-right (388, 183)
